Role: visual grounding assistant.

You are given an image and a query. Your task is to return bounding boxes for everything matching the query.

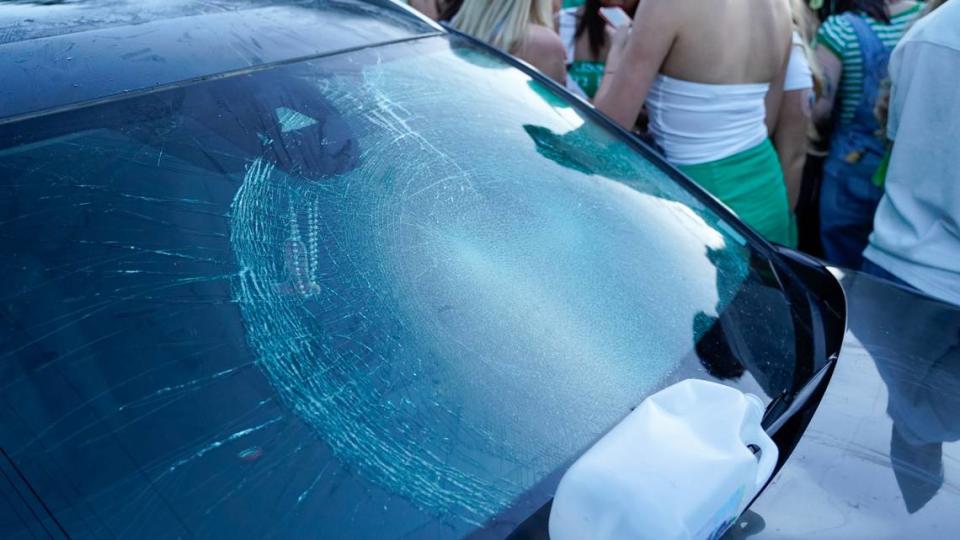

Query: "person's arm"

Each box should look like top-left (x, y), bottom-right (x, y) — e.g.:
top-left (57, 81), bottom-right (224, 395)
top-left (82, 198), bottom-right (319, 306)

top-left (593, 0), bottom-right (680, 128)
top-left (520, 25), bottom-right (568, 84)
top-left (773, 89), bottom-right (810, 210)
top-left (773, 39), bottom-right (814, 209)
top-left (765, 46), bottom-right (788, 136)
top-left (406, 0), bottom-right (439, 20)
top-left (812, 45), bottom-right (842, 127)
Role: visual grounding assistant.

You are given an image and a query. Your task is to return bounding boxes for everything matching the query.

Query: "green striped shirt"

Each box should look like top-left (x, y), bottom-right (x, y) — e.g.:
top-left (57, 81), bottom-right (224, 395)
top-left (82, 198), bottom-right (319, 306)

top-left (816, 4), bottom-right (922, 125)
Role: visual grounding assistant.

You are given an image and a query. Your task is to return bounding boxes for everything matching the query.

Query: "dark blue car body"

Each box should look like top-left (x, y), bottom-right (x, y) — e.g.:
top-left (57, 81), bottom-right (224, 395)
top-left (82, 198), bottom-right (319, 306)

top-left (0, 1), bottom-right (956, 539)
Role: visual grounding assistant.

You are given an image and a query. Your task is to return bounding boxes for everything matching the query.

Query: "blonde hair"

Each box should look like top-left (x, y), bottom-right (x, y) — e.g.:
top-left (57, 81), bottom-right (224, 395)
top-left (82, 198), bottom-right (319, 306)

top-left (451, 0), bottom-right (554, 54)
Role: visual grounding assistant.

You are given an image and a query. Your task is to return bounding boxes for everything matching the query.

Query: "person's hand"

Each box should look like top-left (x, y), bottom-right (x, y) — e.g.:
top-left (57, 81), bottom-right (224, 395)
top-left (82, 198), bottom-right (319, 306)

top-left (604, 23), bottom-right (632, 76)
top-left (875, 80), bottom-right (891, 135)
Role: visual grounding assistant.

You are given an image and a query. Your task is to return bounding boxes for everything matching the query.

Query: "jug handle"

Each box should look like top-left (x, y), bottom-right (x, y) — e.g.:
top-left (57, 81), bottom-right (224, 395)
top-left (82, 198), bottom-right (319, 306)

top-left (747, 429), bottom-right (778, 493)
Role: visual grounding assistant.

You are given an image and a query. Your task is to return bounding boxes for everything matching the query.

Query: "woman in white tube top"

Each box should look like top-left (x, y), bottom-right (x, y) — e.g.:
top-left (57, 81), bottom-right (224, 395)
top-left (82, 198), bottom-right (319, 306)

top-left (595, 0), bottom-right (795, 246)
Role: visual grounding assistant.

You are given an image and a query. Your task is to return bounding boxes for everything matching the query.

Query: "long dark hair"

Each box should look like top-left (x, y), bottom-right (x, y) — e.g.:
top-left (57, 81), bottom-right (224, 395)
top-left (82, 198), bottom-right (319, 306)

top-left (825, 0), bottom-right (891, 24)
top-left (438, 0), bottom-right (464, 22)
top-left (575, 0), bottom-right (607, 60)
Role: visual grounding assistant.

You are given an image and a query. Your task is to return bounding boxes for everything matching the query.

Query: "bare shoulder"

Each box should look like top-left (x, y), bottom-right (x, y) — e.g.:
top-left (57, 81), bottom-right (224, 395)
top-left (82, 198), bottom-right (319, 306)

top-left (671, 0), bottom-right (789, 24)
top-left (523, 24), bottom-right (566, 58)
top-left (518, 24), bottom-right (567, 82)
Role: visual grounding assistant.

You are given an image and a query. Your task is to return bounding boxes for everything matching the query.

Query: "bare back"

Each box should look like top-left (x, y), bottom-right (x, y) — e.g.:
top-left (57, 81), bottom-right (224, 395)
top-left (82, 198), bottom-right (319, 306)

top-left (595, 0), bottom-right (794, 129)
top-left (660, 0), bottom-right (792, 85)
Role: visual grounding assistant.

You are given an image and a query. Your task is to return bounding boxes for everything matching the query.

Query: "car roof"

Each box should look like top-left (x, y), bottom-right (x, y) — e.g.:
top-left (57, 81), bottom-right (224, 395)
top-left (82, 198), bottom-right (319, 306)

top-left (0, 0), bottom-right (441, 123)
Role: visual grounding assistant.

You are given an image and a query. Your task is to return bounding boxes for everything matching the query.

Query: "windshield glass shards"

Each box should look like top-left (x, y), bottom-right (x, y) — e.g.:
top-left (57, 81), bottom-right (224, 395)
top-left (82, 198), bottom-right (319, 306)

top-left (0, 36), bottom-right (806, 538)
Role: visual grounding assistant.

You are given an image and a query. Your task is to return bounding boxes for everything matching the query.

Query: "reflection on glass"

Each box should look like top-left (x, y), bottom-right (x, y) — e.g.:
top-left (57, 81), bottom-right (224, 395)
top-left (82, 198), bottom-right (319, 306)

top-left (231, 48), bottom-right (751, 523)
top-left (522, 118), bottom-right (797, 401)
top-left (852, 284), bottom-right (960, 514)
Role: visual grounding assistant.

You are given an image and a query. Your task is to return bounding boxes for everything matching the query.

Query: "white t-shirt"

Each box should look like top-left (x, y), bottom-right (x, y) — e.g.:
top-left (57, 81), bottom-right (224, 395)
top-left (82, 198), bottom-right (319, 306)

top-left (863, 0), bottom-right (960, 306)
top-left (784, 31), bottom-right (814, 92)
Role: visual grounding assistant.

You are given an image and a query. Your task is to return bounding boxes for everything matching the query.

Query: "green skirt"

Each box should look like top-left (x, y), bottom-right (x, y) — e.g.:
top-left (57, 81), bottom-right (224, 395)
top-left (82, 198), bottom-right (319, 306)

top-left (568, 60), bottom-right (604, 99)
top-left (678, 139), bottom-right (795, 248)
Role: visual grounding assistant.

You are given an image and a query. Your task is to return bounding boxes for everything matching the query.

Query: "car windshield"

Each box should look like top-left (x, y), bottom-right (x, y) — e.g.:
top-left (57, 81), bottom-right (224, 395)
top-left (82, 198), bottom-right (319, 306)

top-left (0, 36), bottom-right (808, 538)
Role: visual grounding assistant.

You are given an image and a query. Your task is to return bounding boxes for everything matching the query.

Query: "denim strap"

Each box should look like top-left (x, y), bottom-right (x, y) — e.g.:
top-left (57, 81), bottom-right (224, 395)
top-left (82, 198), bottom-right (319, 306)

top-left (841, 12), bottom-right (892, 130)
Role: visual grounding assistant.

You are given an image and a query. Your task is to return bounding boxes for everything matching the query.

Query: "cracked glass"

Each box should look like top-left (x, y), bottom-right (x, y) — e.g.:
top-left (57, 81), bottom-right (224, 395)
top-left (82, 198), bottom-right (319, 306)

top-left (0, 36), bottom-right (803, 538)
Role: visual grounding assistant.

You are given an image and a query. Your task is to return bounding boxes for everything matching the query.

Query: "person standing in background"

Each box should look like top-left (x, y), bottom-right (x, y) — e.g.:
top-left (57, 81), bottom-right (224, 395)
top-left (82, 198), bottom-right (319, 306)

top-left (862, 0), bottom-right (960, 306)
top-left (452, 0), bottom-right (567, 84)
top-left (812, 0), bottom-right (922, 268)
top-left (401, 0), bottom-right (440, 20)
top-left (793, 0), bottom-right (829, 257)
top-left (594, 0), bottom-right (796, 247)
top-left (557, 0), bottom-right (639, 100)
top-left (771, 0), bottom-right (821, 246)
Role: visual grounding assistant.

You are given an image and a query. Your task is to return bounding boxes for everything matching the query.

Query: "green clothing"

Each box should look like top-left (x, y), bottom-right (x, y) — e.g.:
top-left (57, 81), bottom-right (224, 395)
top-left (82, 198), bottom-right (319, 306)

top-left (568, 60), bottom-right (604, 99)
top-left (873, 145), bottom-right (892, 187)
top-left (561, 0), bottom-right (584, 7)
top-left (816, 4), bottom-right (922, 125)
top-left (678, 140), bottom-right (795, 247)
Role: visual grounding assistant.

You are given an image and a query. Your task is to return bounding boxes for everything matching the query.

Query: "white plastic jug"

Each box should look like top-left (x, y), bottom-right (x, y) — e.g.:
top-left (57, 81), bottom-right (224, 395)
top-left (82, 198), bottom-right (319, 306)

top-left (549, 379), bottom-right (778, 540)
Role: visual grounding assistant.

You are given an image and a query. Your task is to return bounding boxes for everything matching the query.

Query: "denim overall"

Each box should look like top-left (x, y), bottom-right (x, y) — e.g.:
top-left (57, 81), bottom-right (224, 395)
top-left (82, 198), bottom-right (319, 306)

top-left (819, 13), bottom-right (890, 268)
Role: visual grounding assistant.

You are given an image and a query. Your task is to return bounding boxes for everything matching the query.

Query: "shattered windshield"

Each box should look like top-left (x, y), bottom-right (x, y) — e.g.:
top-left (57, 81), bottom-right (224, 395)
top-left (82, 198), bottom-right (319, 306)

top-left (0, 36), bottom-right (803, 538)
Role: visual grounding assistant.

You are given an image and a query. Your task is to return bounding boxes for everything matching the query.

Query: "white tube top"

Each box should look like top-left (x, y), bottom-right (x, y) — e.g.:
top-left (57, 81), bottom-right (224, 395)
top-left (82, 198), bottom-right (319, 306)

top-left (646, 74), bottom-right (770, 165)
